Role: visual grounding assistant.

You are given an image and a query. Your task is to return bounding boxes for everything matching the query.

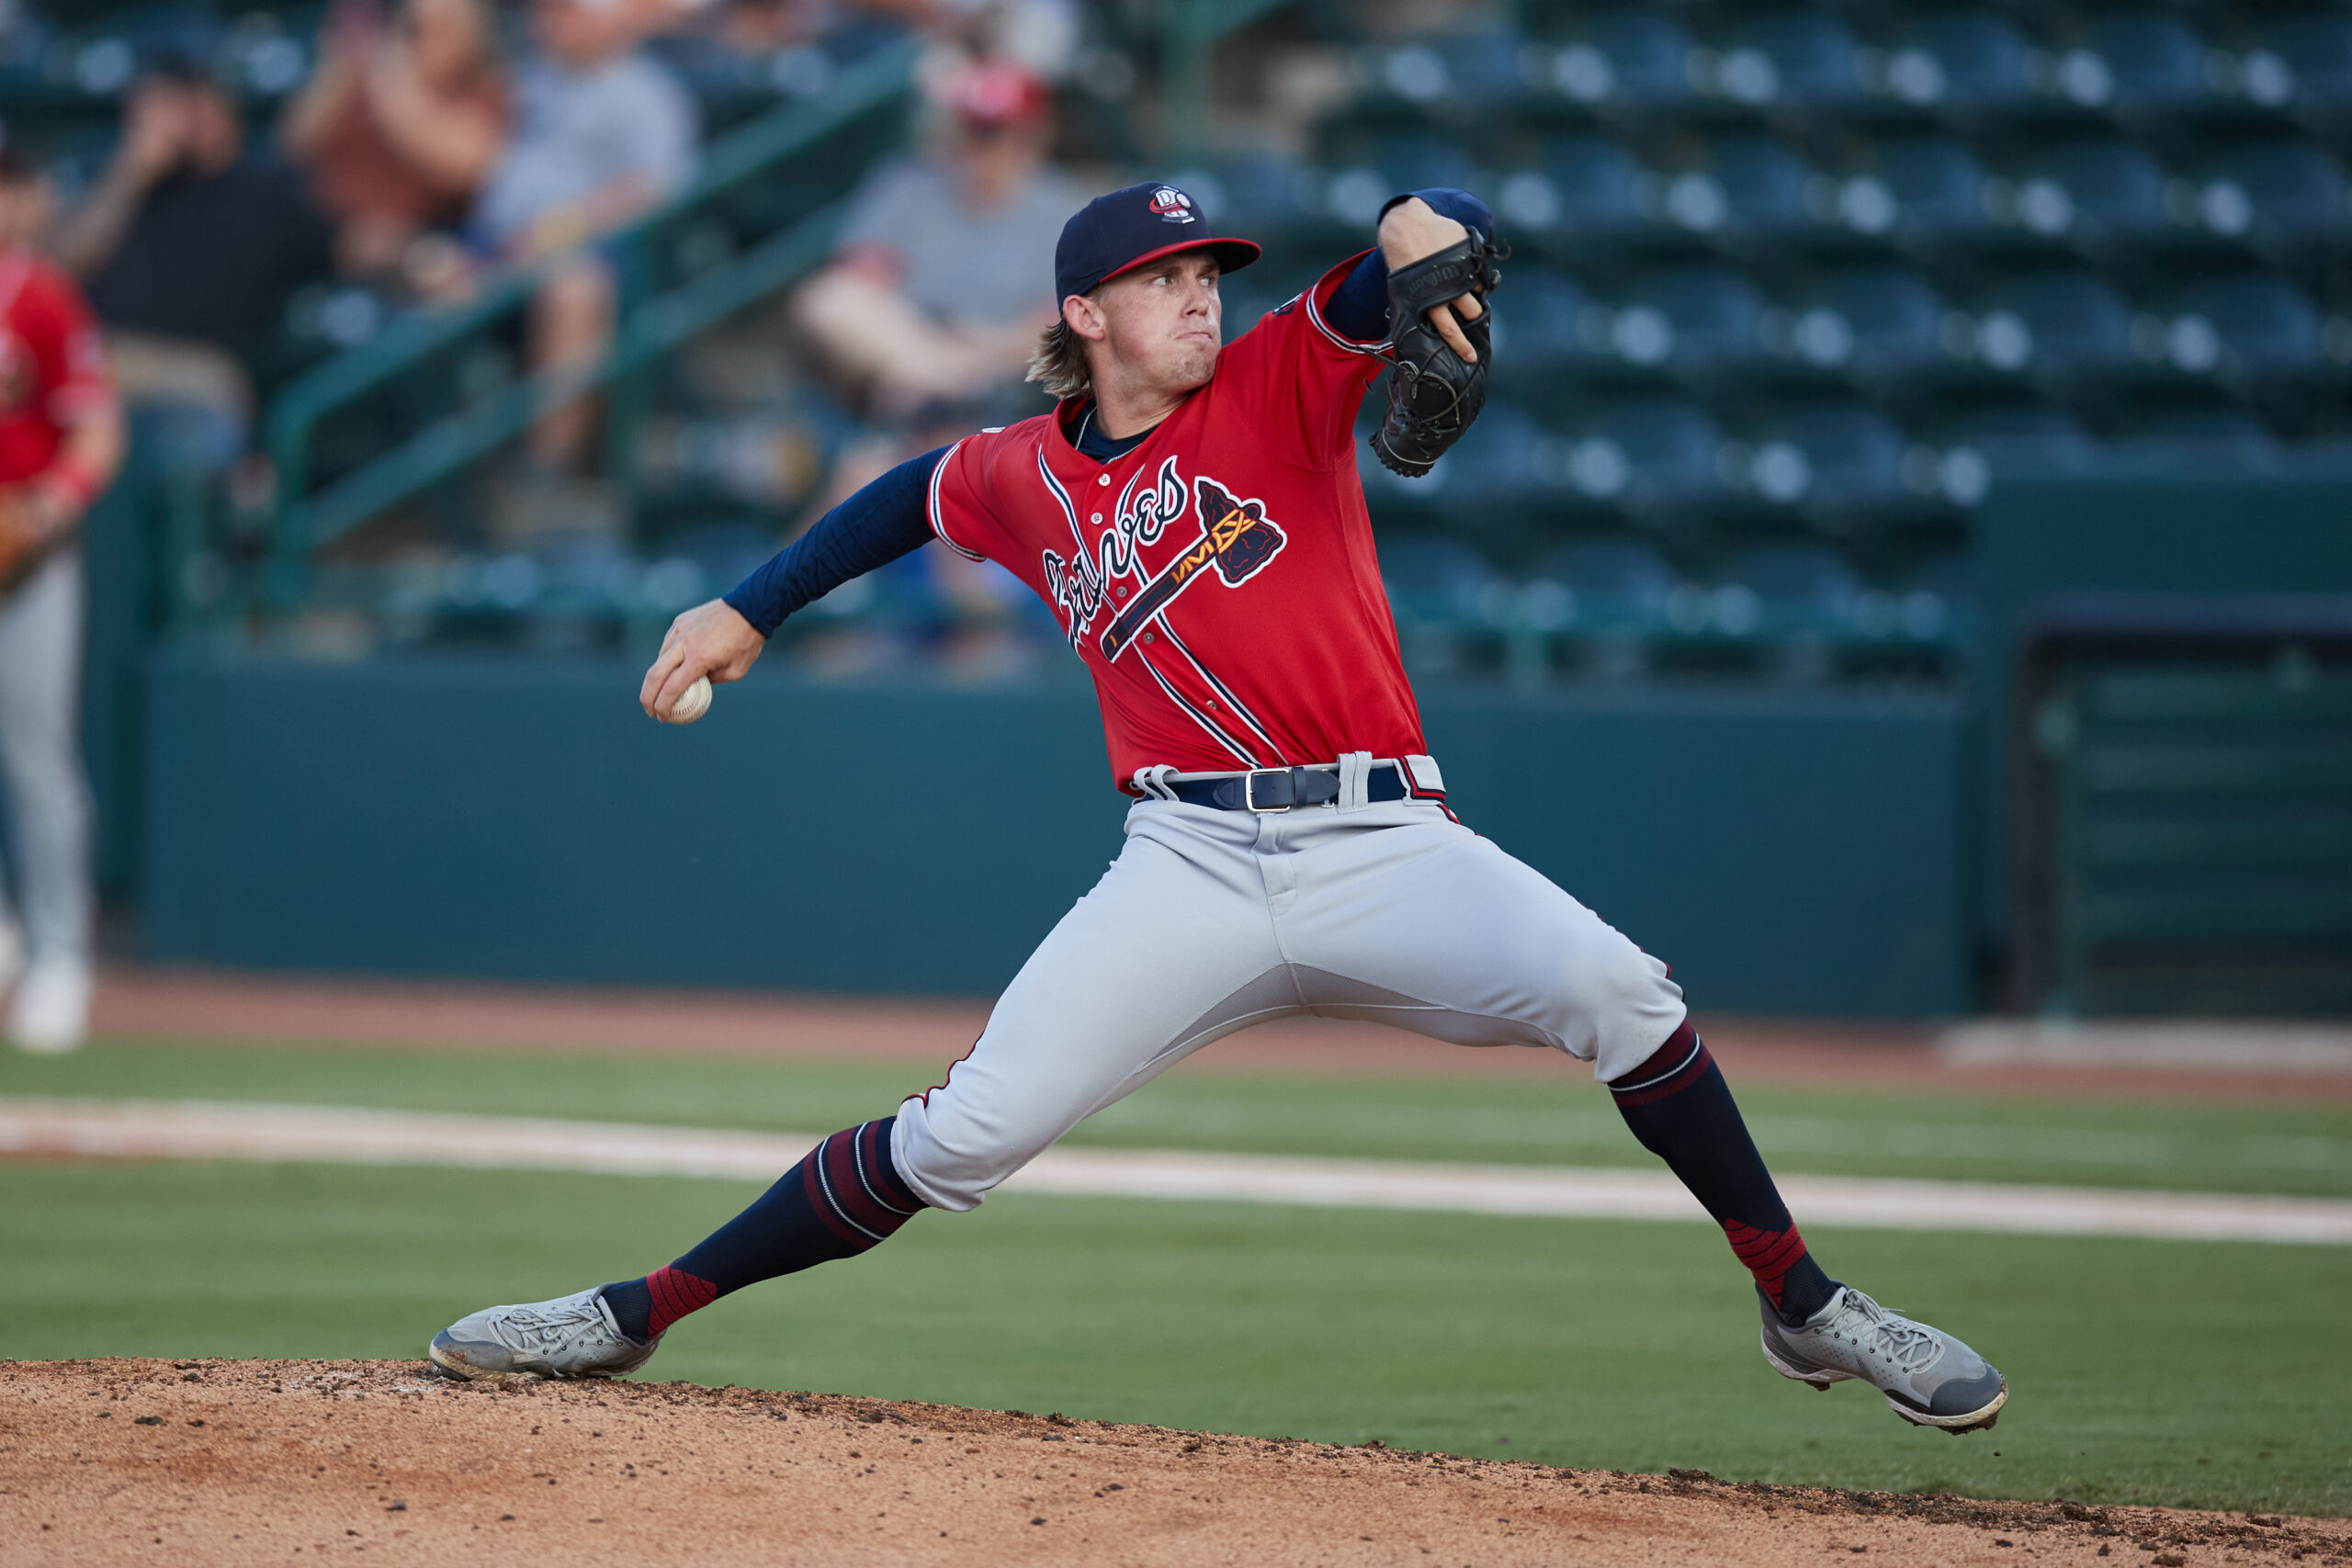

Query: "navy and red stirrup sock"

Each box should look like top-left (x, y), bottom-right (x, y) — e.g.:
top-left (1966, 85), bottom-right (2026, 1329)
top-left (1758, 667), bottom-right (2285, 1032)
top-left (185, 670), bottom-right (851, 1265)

top-left (1609, 1020), bottom-right (1836, 1326)
top-left (600, 1117), bottom-right (924, 1343)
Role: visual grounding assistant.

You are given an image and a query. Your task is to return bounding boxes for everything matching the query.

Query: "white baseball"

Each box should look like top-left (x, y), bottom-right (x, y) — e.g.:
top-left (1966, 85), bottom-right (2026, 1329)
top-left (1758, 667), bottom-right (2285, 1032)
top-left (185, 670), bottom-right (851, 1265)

top-left (668, 675), bottom-right (713, 725)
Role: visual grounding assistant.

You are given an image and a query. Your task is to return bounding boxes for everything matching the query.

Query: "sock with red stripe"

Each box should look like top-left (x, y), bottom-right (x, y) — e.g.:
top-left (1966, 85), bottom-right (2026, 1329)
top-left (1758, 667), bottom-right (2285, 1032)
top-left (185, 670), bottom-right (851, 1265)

top-left (1608, 1020), bottom-right (1835, 1327)
top-left (599, 1118), bottom-right (923, 1343)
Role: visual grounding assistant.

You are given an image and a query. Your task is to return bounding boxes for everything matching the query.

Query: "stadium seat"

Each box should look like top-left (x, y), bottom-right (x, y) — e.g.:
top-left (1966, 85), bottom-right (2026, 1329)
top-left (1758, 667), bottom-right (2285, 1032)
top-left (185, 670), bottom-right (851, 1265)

top-left (1539, 8), bottom-right (1699, 108)
top-left (1670, 135), bottom-right (1820, 239)
top-left (1362, 32), bottom-right (1536, 109)
top-left (2154, 273), bottom-right (2327, 380)
top-left (2185, 141), bottom-right (2350, 249)
top-left (2249, 13), bottom-right (2352, 120)
top-left (1166, 152), bottom-right (1319, 238)
top-left (1970, 268), bottom-right (2139, 378)
top-left (1619, 265), bottom-right (1772, 378)
top-left (1548, 396), bottom-right (1726, 516)
top-left (1378, 534), bottom-right (1511, 671)
top-left (1526, 538), bottom-right (1679, 635)
top-left (2005, 139), bottom-right (2171, 248)
top-left (1715, 543), bottom-right (1864, 640)
top-left (1839, 135), bottom-right (1996, 243)
top-left (2077, 11), bottom-right (2212, 115)
top-left (1422, 401), bottom-right (1564, 513)
top-left (1320, 133), bottom-right (1484, 228)
top-left (1877, 9), bottom-right (2035, 111)
top-left (1919, 405), bottom-right (2100, 502)
top-left (1789, 267), bottom-right (1954, 380)
top-left (1487, 265), bottom-right (1592, 368)
top-left (1710, 11), bottom-right (1866, 108)
top-left (1736, 401), bottom-right (1910, 518)
top-left (1508, 132), bottom-right (1653, 242)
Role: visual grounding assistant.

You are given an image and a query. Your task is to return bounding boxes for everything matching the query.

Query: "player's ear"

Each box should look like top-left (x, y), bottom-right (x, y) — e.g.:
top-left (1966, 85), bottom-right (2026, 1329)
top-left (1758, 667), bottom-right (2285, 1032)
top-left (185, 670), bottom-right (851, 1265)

top-left (1063, 292), bottom-right (1109, 344)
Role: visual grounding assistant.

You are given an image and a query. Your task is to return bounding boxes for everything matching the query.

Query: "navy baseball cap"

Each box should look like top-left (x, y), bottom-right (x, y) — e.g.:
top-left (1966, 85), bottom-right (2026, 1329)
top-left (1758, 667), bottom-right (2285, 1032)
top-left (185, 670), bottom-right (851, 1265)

top-left (1055, 181), bottom-right (1261, 305)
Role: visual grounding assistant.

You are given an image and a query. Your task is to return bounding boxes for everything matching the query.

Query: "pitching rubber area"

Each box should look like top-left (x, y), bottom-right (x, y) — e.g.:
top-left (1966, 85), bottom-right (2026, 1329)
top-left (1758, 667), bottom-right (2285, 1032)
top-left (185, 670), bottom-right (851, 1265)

top-left (3, 1359), bottom-right (2339, 1568)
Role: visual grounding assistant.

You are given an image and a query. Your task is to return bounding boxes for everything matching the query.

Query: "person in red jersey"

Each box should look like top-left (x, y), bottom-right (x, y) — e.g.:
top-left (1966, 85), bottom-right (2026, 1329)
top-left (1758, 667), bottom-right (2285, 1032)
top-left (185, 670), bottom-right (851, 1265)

top-left (0, 136), bottom-right (126, 1054)
top-left (431, 181), bottom-right (2007, 1440)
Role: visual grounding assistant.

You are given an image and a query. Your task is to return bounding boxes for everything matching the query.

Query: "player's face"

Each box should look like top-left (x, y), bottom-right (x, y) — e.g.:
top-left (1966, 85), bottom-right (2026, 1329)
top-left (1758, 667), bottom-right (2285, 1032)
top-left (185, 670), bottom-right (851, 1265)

top-left (0, 177), bottom-right (50, 247)
top-left (1095, 252), bottom-right (1223, 399)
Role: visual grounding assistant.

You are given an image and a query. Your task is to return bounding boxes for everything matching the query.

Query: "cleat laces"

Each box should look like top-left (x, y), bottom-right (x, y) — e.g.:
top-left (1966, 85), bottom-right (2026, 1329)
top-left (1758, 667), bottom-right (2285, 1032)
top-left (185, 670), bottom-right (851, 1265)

top-left (1839, 1290), bottom-right (1940, 1372)
top-left (492, 1299), bottom-right (607, 1353)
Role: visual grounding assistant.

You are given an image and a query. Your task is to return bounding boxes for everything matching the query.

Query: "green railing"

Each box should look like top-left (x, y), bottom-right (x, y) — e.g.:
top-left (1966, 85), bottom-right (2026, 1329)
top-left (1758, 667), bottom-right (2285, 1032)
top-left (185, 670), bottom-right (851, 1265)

top-left (261, 36), bottom-right (920, 600)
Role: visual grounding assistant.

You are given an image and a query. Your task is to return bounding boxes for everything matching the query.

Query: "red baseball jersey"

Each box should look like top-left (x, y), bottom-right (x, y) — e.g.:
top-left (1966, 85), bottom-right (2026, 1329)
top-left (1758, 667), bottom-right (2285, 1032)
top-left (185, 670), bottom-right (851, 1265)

top-left (0, 247), bottom-right (111, 485)
top-left (928, 254), bottom-right (1429, 791)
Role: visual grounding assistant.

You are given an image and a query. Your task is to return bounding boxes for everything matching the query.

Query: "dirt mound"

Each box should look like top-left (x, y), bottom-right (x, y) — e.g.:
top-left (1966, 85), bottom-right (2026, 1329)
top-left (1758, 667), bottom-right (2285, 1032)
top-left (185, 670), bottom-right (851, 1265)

top-left (2, 1359), bottom-right (2340, 1566)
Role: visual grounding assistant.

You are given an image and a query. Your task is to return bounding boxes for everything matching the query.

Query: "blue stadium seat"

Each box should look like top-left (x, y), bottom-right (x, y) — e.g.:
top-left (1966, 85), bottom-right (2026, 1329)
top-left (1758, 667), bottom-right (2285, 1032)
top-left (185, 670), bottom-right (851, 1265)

top-left (1715, 544), bottom-right (1864, 640)
top-left (1877, 9), bottom-right (2035, 111)
top-left (1540, 9), bottom-right (1699, 108)
top-left (1487, 265), bottom-right (1592, 367)
top-left (1506, 132), bottom-right (1652, 242)
top-left (1921, 406), bottom-right (2099, 502)
top-left (1789, 267), bottom-right (1953, 378)
top-left (1838, 135), bottom-right (1996, 243)
top-left (1736, 401), bottom-right (1910, 517)
top-left (2006, 139), bottom-right (2171, 248)
top-left (2154, 273), bottom-right (2326, 379)
top-left (2249, 14), bottom-right (2352, 118)
top-left (2077, 11), bottom-right (2213, 115)
top-left (1423, 401), bottom-right (1563, 512)
top-left (1710, 11), bottom-right (1867, 108)
top-left (1526, 539), bottom-right (1679, 635)
top-left (1621, 265), bottom-right (1772, 376)
top-left (1378, 536), bottom-right (1510, 666)
top-left (2186, 141), bottom-right (2350, 248)
top-left (1320, 134), bottom-right (1484, 228)
top-left (1968, 268), bottom-right (2138, 377)
top-left (1364, 32), bottom-right (1536, 108)
top-left (1166, 153), bottom-right (1319, 238)
top-left (1669, 135), bottom-right (1820, 239)
top-left (1549, 397), bottom-right (1726, 515)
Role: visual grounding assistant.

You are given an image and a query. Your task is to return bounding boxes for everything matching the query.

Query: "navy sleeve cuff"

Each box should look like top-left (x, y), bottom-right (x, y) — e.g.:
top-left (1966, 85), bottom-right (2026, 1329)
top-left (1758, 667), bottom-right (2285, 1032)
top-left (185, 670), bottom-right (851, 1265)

top-left (722, 446), bottom-right (948, 636)
top-left (1326, 187), bottom-right (1498, 343)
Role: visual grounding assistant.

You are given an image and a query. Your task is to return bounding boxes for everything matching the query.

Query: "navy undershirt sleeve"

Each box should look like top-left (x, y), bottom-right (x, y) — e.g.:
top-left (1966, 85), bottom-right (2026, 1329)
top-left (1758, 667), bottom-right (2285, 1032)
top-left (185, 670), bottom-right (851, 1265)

top-left (721, 446), bottom-right (946, 636)
top-left (1322, 186), bottom-right (1497, 344)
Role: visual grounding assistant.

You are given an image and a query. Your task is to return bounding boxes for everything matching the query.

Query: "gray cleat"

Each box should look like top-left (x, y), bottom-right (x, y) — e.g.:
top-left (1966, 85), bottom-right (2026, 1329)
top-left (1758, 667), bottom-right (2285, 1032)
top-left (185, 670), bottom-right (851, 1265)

top-left (1758, 1285), bottom-right (2007, 1433)
top-left (429, 1286), bottom-right (660, 1381)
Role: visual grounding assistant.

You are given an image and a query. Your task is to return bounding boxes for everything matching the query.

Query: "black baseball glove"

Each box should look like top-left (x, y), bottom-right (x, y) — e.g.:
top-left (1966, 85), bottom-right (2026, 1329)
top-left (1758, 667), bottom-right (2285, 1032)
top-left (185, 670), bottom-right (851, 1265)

top-left (1369, 235), bottom-right (1502, 479)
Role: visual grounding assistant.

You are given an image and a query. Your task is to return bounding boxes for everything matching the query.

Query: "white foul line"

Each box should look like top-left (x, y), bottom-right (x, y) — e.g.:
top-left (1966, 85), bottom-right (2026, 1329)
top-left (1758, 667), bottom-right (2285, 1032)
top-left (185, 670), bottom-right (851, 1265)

top-left (5, 1097), bottom-right (2348, 1247)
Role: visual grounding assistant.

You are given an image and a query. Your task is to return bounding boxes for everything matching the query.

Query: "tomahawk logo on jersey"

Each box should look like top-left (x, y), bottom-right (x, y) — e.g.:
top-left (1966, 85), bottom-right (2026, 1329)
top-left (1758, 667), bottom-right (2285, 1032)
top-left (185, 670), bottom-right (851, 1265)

top-left (927, 255), bottom-right (1430, 787)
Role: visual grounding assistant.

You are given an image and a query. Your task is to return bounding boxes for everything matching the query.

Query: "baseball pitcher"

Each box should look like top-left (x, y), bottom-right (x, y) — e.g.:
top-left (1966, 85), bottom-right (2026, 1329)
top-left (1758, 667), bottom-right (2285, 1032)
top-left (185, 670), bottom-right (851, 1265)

top-left (431, 180), bottom-right (2007, 1436)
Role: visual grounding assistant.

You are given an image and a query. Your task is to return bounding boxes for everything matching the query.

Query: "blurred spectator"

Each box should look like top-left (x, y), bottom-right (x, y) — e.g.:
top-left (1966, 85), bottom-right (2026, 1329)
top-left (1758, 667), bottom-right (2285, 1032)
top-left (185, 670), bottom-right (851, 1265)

top-left (0, 138), bottom-right (125, 1054)
top-left (51, 59), bottom-right (334, 468)
top-left (280, 0), bottom-right (508, 288)
top-left (792, 56), bottom-right (1076, 423)
top-left (470, 0), bottom-right (698, 473)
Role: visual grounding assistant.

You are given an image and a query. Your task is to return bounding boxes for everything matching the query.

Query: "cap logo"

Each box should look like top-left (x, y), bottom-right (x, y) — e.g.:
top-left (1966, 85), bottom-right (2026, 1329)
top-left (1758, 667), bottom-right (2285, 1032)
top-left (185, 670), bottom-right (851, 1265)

top-left (1148, 186), bottom-right (1196, 223)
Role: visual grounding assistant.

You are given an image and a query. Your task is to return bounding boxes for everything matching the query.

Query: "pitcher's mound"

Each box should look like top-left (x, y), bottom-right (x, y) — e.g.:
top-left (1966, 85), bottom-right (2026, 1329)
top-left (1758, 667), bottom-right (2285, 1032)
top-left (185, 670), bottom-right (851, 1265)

top-left (0, 1359), bottom-right (2334, 1565)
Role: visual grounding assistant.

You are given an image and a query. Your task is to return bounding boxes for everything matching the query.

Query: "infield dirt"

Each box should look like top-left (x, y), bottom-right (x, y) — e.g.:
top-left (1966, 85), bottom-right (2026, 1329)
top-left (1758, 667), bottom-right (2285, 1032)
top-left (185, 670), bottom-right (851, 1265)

top-left (3, 1359), bottom-right (2341, 1567)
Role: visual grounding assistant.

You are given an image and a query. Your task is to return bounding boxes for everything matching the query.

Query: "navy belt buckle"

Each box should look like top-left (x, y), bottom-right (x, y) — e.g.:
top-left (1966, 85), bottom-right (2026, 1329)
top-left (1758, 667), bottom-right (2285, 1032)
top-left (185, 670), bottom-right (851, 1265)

top-left (1242, 768), bottom-right (1295, 812)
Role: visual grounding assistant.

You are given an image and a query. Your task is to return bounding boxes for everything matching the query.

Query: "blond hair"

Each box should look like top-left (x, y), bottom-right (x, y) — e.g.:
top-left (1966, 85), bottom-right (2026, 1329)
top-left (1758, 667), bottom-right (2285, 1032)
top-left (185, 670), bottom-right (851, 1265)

top-left (1025, 315), bottom-right (1091, 400)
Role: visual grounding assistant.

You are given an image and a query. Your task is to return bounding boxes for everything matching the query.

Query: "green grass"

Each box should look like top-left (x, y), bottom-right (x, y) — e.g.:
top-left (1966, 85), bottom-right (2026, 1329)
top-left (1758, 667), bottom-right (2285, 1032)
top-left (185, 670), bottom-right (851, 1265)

top-left (6, 1037), bottom-right (2352, 1196)
top-left (1, 1159), bottom-right (2344, 1516)
top-left (6, 1038), bottom-right (2346, 1513)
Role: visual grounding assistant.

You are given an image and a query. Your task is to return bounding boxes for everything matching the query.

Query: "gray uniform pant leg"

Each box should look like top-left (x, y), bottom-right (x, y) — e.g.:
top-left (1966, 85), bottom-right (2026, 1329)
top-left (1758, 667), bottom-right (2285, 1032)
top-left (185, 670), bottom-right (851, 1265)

top-left (892, 805), bottom-right (1294, 1211)
top-left (1265, 799), bottom-right (1686, 1077)
top-left (890, 795), bottom-right (1687, 1213)
top-left (0, 552), bottom-right (94, 966)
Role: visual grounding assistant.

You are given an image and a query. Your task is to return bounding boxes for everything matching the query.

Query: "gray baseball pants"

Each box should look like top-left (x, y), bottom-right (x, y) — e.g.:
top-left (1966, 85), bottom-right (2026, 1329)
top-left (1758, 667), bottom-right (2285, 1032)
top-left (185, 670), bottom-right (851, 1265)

top-left (891, 788), bottom-right (1688, 1211)
top-left (0, 551), bottom-right (94, 967)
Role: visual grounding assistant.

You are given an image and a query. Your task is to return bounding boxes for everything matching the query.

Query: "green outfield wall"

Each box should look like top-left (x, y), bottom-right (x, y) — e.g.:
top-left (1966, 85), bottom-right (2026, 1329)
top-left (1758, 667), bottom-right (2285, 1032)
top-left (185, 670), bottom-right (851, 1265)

top-left (140, 654), bottom-right (1965, 1015)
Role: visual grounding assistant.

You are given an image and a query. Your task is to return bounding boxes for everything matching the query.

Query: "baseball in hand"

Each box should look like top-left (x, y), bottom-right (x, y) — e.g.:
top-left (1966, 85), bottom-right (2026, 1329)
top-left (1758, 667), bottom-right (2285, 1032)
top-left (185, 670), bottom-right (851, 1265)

top-left (667, 675), bottom-right (713, 725)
